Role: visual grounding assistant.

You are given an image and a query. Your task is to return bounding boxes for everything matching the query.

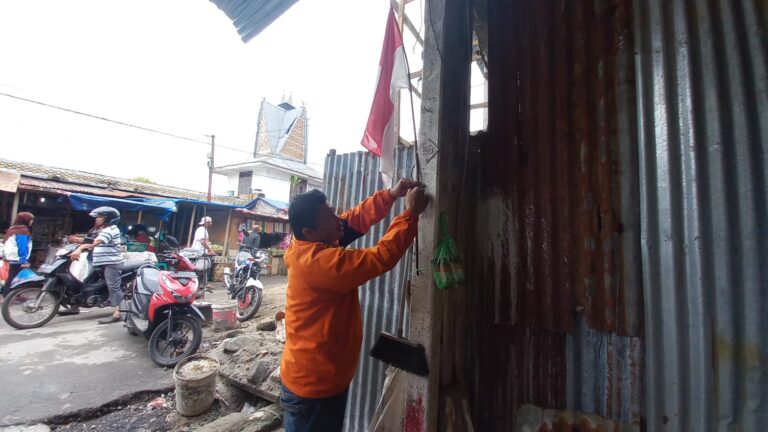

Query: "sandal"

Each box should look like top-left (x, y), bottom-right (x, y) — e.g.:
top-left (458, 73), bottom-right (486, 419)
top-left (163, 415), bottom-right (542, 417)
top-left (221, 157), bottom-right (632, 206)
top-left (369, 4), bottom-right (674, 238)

top-left (98, 315), bottom-right (121, 325)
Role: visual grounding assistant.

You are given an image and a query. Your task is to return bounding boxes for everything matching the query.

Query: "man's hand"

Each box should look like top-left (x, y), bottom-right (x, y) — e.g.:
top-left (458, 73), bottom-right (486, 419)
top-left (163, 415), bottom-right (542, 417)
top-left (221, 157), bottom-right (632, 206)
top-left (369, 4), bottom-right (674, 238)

top-left (390, 179), bottom-right (424, 199)
top-left (20, 263), bottom-right (30, 269)
top-left (405, 187), bottom-right (429, 215)
top-left (70, 250), bottom-right (82, 261)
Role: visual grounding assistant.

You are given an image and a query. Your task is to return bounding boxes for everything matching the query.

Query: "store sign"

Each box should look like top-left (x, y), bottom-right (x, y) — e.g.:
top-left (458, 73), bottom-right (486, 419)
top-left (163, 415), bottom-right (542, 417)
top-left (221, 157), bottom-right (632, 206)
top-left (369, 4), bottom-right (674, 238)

top-left (0, 171), bottom-right (20, 193)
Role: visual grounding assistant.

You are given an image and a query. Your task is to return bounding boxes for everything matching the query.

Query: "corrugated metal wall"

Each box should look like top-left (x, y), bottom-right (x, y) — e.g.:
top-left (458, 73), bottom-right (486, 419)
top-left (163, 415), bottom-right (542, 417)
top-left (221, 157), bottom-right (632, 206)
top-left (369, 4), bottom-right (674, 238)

top-left (634, 1), bottom-right (768, 430)
top-left (464, 1), bottom-right (643, 430)
top-left (323, 147), bottom-right (416, 432)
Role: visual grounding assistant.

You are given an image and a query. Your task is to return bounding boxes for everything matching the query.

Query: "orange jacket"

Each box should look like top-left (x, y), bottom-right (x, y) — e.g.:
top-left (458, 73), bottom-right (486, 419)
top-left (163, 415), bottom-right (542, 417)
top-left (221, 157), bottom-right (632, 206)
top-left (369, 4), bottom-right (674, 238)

top-left (280, 189), bottom-right (418, 398)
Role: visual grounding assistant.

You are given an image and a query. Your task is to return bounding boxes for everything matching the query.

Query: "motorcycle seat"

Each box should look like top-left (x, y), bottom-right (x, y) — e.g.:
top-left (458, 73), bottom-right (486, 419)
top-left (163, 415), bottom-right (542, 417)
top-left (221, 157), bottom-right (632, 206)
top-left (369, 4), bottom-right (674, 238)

top-left (138, 267), bottom-right (162, 294)
top-left (121, 261), bottom-right (149, 272)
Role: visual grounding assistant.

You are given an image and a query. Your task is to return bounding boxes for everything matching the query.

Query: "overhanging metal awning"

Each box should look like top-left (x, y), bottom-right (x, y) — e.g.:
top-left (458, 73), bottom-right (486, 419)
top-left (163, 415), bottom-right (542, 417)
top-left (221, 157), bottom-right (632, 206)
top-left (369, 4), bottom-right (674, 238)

top-left (209, 0), bottom-right (300, 43)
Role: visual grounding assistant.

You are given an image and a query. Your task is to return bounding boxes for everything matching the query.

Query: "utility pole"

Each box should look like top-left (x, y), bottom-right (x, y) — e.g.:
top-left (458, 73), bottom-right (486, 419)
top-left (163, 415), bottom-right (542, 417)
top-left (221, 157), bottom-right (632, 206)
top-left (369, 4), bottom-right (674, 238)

top-left (206, 134), bottom-right (216, 202)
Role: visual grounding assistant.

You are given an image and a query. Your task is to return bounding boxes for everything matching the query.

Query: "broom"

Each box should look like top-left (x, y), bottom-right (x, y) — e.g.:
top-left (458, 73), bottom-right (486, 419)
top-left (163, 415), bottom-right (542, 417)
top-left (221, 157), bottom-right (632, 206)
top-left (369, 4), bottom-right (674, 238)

top-left (370, 267), bottom-right (429, 376)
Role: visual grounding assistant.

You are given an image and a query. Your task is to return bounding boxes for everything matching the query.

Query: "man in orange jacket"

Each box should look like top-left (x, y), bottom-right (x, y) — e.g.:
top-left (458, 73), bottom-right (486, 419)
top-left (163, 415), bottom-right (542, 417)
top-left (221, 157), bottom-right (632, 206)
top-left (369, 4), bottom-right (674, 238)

top-left (280, 179), bottom-right (428, 431)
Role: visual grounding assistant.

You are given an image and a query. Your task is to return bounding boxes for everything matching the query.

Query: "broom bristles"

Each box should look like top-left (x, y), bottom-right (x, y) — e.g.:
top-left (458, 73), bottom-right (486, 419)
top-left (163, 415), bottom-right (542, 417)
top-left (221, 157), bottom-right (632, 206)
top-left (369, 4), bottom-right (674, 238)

top-left (370, 332), bottom-right (429, 376)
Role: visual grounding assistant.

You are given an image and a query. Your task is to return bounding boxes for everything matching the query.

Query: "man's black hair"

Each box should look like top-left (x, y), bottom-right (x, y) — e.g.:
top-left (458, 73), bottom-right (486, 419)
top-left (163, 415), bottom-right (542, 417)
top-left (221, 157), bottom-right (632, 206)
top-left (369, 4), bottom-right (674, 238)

top-left (289, 189), bottom-right (328, 240)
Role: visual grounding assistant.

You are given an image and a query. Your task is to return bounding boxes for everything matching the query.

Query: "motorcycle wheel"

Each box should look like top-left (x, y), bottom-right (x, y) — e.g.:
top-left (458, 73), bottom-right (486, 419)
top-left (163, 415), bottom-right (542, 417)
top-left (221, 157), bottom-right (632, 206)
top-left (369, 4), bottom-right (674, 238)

top-left (1, 286), bottom-right (60, 329)
top-left (148, 316), bottom-right (202, 367)
top-left (236, 286), bottom-right (262, 322)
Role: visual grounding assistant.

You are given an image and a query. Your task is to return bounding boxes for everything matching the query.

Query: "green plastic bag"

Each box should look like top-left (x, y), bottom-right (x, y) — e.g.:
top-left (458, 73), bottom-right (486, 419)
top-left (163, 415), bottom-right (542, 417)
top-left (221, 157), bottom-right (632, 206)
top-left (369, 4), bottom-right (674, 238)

top-left (431, 212), bottom-right (465, 289)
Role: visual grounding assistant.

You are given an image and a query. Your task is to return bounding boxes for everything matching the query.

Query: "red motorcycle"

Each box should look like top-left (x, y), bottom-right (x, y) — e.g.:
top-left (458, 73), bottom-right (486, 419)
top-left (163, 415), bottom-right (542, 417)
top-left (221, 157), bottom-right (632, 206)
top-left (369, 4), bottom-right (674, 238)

top-left (121, 236), bottom-right (204, 367)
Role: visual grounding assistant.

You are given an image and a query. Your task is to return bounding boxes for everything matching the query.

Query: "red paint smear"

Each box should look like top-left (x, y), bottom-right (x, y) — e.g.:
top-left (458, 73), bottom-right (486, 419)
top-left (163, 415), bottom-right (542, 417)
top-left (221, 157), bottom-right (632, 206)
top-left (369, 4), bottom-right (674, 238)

top-left (404, 395), bottom-right (425, 432)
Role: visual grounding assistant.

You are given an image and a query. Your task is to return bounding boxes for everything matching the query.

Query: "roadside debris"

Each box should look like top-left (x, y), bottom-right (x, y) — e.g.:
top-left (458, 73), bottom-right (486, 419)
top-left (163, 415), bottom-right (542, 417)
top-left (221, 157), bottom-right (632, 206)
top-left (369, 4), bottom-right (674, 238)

top-left (146, 397), bottom-right (168, 411)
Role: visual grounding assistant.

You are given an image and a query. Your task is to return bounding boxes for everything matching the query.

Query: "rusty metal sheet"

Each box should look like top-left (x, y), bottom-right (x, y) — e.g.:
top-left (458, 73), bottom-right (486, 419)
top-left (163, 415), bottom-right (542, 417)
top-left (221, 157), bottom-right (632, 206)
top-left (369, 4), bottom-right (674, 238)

top-left (463, 0), bottom-right (641, 430)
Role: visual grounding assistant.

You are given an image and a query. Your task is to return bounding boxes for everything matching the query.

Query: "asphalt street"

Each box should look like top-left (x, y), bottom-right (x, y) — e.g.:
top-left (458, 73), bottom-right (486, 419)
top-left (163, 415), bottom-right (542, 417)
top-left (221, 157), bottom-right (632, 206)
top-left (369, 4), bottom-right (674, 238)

top-left (0, 276), bottom-right (288, 427)
top-left (0, 305), bottom-right (173, 426)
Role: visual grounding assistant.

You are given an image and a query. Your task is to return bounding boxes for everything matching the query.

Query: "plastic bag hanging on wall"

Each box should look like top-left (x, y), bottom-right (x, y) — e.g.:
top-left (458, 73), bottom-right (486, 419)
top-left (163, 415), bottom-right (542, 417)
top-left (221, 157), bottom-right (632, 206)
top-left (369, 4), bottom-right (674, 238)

top-left (431, 212), bottom-right (465, 289)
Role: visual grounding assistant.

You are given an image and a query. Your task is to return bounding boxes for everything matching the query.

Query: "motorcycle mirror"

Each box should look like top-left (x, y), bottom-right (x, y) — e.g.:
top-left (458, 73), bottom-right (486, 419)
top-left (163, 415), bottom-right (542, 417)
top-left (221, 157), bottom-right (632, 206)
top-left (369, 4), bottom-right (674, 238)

top-left (165, 236), bottom-right (179, 248)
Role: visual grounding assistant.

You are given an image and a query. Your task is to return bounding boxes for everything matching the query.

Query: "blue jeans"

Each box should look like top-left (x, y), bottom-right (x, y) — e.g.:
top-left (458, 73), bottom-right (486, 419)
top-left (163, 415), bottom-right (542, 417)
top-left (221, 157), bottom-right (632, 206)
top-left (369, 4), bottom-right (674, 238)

top-left (280, 384), bottom-right (348, 432)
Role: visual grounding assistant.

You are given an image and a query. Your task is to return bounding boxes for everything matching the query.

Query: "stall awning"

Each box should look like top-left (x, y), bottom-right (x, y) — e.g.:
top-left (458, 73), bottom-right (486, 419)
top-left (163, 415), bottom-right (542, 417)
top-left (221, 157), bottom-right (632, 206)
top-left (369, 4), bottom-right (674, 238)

top-left (63, 193), bottom-right (176, 221)
top-left (129, 197), bottom-right (242, 210)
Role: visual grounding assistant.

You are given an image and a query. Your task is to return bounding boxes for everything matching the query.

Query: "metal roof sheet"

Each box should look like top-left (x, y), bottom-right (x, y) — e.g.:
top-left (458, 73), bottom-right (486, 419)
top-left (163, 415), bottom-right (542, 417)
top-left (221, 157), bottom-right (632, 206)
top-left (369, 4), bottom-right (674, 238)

top-left (1, 158), bottom-right (248, 205)
top-left (209, 0), bottom-right (299, 43)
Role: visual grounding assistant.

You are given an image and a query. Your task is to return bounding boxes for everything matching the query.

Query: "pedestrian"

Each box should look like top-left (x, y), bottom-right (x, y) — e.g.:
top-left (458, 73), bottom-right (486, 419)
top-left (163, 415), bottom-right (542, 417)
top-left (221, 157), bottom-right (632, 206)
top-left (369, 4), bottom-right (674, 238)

top-left (192, 216), bottom-right (215, 290)
top-left (2, 212), bottom-right (34, 302)
top-left (69, 207), bottom-right (124, 324)
top-left (245, 225), bottom-right (262, 250)
top-left (279, 179), bottom-right (428, 431)
top-left (192, 216), bottom-right (215, 255)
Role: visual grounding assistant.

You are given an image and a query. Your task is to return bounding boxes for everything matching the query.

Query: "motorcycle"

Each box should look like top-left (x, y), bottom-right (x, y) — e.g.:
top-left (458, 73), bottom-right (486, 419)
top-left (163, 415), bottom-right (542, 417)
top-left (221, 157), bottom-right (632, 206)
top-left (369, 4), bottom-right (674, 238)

top-left (223, 245), bottom-right (267, 321)
top-left (1, 242), bottom-right (148, 330)
top-left (177, 249), bottom-right (214, 299)
top-left (121, 236), bottom-right (205, 367)
top-left (155, 240), bottom-right (199, 293)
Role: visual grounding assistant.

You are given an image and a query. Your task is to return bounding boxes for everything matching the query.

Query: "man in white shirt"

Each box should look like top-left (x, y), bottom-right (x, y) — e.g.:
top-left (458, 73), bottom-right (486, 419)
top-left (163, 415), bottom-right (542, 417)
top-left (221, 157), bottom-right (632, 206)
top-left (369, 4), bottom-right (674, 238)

top-left (192, 216), bottom-right (214, 255)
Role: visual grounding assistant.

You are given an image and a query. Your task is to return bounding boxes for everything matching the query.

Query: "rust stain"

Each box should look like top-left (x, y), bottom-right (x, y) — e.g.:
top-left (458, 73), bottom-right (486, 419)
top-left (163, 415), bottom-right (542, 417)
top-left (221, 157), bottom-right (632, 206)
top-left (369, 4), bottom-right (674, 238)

top-left (467, 0), bottom-right (640, 429)
top-left (405, 395), bottom-right (425, 432)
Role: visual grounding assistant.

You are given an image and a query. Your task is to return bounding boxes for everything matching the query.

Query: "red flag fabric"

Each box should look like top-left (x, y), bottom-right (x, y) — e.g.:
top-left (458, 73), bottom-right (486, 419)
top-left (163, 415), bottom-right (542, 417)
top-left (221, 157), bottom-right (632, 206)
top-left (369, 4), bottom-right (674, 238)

top-left (361, 8), bottom-right (409, 187)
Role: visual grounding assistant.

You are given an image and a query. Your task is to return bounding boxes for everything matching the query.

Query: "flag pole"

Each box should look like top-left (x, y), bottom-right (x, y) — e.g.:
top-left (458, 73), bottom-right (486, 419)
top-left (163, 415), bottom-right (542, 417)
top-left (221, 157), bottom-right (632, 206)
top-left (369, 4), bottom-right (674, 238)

top-left (395, 4), bottom-right (423, 275)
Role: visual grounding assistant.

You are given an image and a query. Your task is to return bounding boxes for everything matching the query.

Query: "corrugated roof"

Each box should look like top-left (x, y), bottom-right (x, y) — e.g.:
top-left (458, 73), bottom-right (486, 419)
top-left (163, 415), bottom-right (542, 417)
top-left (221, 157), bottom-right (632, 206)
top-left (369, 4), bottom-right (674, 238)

top-left (19, 177), bottom-right (144, 198)
top-left (215, 155), bottom-right (323, 181)
top-left (0, 158), bottom-right (248, 205)
top-left (244, 196), bottom-right (290, 211)
top-left (234, 207), bottom-right (288, 221)
top-left (323, 148), bottom-right (418, 432)
top-left (209, 0), bottom-right (299, 43)
top-left (635, 0), bottom-right (768, 430)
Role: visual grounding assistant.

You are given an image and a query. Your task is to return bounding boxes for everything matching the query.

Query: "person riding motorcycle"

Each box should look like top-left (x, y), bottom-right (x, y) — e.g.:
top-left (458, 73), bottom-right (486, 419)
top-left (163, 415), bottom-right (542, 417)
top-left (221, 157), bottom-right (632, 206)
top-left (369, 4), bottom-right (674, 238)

top-left (70, 207), bottom-right (125, 324)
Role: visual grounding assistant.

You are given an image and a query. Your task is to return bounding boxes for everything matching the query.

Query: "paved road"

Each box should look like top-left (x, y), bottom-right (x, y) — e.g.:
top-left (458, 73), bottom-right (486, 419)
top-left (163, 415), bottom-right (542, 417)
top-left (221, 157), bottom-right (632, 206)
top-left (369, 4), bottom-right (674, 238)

top-left (0, 276), bottom-right (288, 426)
top-left (0, 305), bottom-right (173, 426)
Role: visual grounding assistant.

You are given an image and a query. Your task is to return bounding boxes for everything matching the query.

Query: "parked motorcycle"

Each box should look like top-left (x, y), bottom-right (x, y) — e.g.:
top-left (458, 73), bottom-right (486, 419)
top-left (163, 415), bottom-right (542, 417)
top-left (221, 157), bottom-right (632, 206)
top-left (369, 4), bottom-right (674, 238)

top-left (223, 246), bottom-right (266, 321)
top-left (1, 242), bottom-right (147, 329)
top-left (155, 239), bottom-right (199, 295)
top-left (177, 249), bottom-right (214, 299)
top-left (121, 236), bottom-right (204, 367)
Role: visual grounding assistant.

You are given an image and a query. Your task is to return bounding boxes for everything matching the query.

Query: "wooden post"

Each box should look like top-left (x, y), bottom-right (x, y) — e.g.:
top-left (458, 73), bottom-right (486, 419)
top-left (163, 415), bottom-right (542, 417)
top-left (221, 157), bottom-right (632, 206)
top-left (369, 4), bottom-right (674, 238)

top-left (187, 205), bottom-right (197, 247)
top-left (137, 210), bottom-right (143, 224)
top-left (403, 0), bottom-right (472, 430)
top-left (10, 192), bottom-right (20, 223)
top-left (223, 209), bottom-right (233, 258)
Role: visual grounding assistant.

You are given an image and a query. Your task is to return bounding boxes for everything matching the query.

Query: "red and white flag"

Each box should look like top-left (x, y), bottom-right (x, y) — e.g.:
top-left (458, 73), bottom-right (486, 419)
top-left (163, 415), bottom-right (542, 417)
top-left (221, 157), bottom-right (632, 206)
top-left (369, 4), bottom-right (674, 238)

top-left (361, 8), bottom-right (409, 188)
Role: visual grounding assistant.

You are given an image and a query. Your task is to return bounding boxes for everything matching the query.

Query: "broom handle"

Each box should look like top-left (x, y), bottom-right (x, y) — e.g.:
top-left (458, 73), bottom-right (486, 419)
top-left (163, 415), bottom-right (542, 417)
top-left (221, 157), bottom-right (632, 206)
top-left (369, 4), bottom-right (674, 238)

top-left (403, 47), bottom-right (422, 276)
top-left (397, 278), bottom-right (409, 337)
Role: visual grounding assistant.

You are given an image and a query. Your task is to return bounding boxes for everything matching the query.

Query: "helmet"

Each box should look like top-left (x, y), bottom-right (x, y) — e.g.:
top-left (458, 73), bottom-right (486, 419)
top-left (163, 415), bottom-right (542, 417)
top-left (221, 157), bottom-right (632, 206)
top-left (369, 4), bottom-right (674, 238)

top-left (89, 206), bottom-right (121, 226)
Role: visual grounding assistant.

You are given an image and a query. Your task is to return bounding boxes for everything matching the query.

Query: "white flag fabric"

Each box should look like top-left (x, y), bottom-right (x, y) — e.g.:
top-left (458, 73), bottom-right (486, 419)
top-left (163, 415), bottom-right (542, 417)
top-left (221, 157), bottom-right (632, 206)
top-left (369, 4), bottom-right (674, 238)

top-left (360, 8), bottom-right (409, 187)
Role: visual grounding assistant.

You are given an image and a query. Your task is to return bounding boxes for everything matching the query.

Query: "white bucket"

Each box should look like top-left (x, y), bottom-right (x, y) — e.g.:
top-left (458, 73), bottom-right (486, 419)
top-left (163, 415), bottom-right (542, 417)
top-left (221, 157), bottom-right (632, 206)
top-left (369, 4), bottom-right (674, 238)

top-left (173, 354), bottom-right (220, 417)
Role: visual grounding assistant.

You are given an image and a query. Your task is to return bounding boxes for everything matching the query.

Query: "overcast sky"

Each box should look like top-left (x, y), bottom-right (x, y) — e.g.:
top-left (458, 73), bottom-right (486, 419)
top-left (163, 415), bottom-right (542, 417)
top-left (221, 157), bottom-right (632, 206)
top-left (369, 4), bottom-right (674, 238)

top-left (0, 0), bottom-right (428, 195)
